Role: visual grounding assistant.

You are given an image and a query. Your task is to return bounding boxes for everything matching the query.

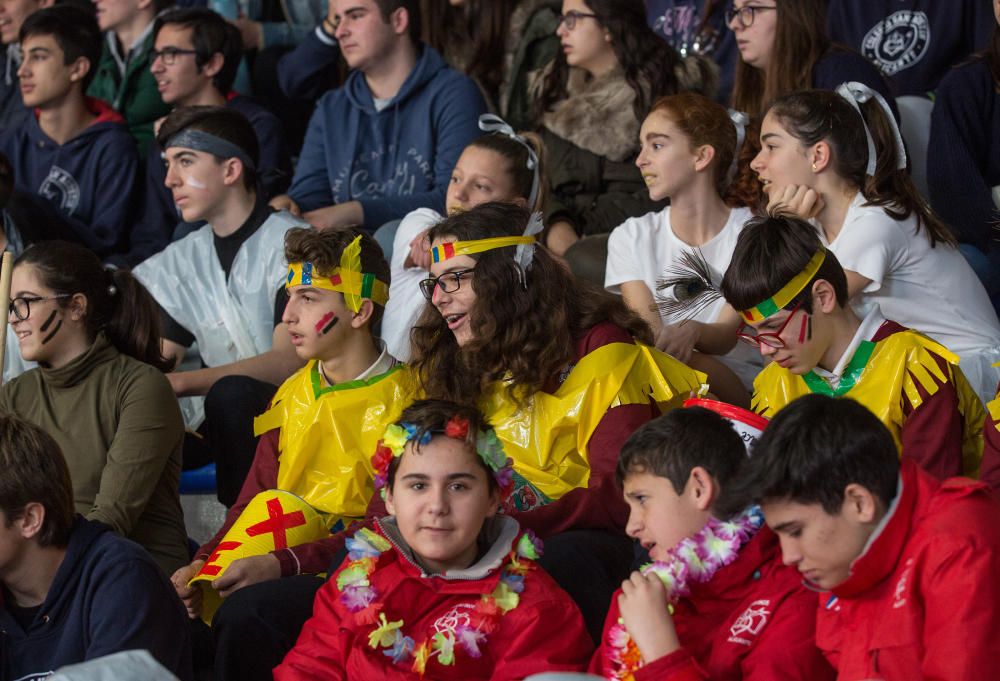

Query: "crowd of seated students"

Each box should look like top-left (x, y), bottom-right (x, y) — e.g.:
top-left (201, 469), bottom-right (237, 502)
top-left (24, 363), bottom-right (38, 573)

top-left (2, 0), bottom-right (1000, 680)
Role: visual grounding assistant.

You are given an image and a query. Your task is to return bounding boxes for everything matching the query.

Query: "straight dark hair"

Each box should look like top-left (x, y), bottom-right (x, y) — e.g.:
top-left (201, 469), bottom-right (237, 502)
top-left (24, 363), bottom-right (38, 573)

top-left (720, 214), bottom-right (848, 315)
top-left (616, 407), bottom-right (747, 518)
top-left (154, 8), bottom-right (242, 94)
top-left (0, 413), bottom-right (76, 547)
top-left (16, 241), bottom-right (172, 372)
top-left (766, 89), bottom-right (956, 248)
top-left (535, 0), bottom-right (700, 123)
top-left (739, 394), bottom-right (899, 513)
top-left (374, 0), bottom-right (421, 43)
top-left (20, 5), bottom-right (101, 88)
top-left (421, 0), bottom-right (511, 99)
top-left (730, 0), bottom-right (830, 118)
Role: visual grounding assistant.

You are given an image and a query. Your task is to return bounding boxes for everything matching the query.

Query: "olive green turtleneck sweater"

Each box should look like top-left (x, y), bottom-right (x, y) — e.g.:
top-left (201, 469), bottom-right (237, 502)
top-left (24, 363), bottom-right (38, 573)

top-left (0, 334), bottom-right (188, 575)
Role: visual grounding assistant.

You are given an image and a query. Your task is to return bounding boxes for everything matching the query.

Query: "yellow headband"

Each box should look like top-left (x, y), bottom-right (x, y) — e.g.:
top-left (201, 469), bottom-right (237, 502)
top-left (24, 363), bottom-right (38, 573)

top-left (740, 249), bottom-right (826, 322)
top-left (429, 236), bottom-right (537, 264)
top-left (285, 236), bottom-right (389, 312)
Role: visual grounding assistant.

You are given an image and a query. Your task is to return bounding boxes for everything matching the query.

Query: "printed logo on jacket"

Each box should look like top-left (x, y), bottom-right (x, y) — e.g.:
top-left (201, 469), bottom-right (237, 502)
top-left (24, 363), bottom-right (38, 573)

top-left (862, 11), bottom-right (930, 75)
top-left (728, 599), bottom-right (771, 646)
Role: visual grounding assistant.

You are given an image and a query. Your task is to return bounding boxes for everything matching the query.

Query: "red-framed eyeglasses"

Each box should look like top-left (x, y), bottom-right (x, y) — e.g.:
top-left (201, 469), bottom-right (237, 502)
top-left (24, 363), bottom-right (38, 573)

top-left (736, 300), bottom-right (809, 349)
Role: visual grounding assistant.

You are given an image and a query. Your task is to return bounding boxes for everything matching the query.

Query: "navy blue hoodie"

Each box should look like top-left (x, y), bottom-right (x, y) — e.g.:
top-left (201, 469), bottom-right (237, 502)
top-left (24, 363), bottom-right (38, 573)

top-left (0, 98), bottom-right (138, 258)
top-left (287, 44), bottom-right (486, 230)
top-left (0, 518), bottom-right (193, 681)
top-left (827, 0), bottom-right (993, 96)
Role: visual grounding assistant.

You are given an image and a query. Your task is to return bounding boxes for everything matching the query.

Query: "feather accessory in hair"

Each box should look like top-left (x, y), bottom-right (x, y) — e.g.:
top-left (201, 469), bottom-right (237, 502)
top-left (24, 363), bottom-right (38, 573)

top-left (655, 249), bottom-right (724, 321)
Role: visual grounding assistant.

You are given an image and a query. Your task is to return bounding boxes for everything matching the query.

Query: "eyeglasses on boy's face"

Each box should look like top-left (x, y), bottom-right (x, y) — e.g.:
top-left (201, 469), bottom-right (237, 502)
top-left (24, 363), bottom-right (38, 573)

top-left (735, 300), bottom-right (808, 349)
top-left (150, 47), bottom-right (198, 66)
top-left (556, 10), bottom-right (598, 30)
top-left (725, 4), bottom-right (776, 29)
top-left (419, 269), bottom-right (475, 301)
top-left (8, 294), bottom-right (71, 321)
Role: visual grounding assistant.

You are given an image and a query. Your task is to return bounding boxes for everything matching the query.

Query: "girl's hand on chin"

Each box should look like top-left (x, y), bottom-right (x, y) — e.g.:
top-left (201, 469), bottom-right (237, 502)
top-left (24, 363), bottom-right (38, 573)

top-left (767, 184), bottom-right (825, 221)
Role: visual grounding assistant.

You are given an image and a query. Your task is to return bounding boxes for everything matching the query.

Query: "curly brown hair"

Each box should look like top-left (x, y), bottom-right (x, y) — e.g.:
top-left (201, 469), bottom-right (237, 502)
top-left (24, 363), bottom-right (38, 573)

top-left (409, 202), bottom-right (651, 406)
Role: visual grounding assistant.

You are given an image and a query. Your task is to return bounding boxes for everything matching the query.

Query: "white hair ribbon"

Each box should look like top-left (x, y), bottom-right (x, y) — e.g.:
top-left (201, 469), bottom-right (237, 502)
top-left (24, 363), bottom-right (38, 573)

top-left (514, 211), bottom-right (544, 287)
top-left (477, 113), bottom-right (540, 210)
top-left (727, 109), bottom-right (749, 185)
top-left (835, 81), bottom-right (907, 177)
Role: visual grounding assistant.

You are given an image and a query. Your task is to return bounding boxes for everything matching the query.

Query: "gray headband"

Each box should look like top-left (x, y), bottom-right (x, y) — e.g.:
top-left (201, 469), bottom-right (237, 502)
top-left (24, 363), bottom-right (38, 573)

top-left (478, 114), bottom-right (540, 209)
top-left (164, 129), bottom-right (256, 171)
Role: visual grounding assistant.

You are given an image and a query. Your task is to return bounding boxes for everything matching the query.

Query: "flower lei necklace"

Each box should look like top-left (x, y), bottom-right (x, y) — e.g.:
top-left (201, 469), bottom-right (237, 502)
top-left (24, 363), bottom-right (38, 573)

top-left (605, 506), bottom-right (764, 681)
top-left (337, 526), bottom-right (544, 675)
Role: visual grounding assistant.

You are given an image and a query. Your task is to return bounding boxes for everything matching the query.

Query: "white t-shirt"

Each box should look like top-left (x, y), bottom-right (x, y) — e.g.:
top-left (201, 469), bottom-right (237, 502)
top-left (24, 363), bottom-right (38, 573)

top-left (826, 192), bottom-right (1000, 402)
top-left (381, 207), bottom-right (444, 362)
top-left (605, 205), bottom-right (762, 388)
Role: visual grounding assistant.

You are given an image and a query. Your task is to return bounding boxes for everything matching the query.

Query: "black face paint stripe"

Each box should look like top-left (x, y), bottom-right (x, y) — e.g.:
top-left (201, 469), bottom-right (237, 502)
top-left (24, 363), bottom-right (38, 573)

top-left (807, 315), bottom-right (813, 341)
top-left (39, 310), bottom-right (57, 332)
top-left (321, 316), bottom-right (339, 335)
top-left (41, 319), bottom-right (62, 345)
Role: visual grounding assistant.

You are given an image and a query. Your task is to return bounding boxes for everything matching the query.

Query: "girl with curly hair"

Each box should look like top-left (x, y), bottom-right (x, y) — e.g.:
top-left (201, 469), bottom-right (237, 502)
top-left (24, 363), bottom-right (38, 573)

top-left (409, 200), bottom-right (703, 639)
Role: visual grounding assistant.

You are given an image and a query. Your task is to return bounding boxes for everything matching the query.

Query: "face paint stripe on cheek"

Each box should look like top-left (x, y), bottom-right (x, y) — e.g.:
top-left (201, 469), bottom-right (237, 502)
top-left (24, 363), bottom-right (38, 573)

top-left (41, 318), bottom-right (62, 345)
top-left (184, 175), bottom-right (206, 189)
top-left (39, 309), bottom-right (57, 332)
top-left (316, 311), bottom-right (338, 335)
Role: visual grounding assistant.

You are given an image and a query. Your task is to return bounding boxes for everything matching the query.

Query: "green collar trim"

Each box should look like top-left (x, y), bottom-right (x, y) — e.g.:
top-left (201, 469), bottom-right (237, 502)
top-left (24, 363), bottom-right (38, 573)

top-left (310, 361), bottom-right (404, 398)
top-left (802, 340), bottom-right (876, 397)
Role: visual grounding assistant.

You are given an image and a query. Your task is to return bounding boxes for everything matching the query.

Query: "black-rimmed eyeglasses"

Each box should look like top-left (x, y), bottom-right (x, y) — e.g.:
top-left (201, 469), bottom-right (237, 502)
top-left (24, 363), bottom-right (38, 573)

top-left (725, 5), bottom-right (776, 29)
top-left (9, 294), bottom-right (71, 321)
top-left (556, 10), bottom-right (598, 30)
top-left (150, 47), bottom-right (198, 66)
top-left (419, 269), bottom-right (475, 301)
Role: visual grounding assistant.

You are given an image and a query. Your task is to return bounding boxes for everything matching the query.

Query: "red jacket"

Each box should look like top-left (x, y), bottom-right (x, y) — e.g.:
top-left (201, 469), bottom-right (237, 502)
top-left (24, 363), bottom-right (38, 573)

top-left (817, 460), bottom-right (1000, 680)
top-left (589, 527), bottom-right (833, 680)
top-left (198, 322), bottom-right (658, 574)
top-left (274, 517), bottom-right (593, 680)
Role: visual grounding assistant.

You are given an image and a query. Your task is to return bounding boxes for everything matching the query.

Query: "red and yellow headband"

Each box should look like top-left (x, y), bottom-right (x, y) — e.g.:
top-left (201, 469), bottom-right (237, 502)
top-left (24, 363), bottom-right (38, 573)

top-left (285, 235), bottom-right (389, 313)
top-left (429, 236), bottom-right (537, 264)
top-left (740, 249), bottom-right (827, 322)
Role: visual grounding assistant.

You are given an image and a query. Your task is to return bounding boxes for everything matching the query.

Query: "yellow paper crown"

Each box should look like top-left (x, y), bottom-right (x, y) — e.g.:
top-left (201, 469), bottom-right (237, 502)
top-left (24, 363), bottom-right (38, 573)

top-left (740, 249), bottom-right (826, 322)
top-left (429, 236), bottom-right (536, 264)
top-left (285, 235), bottom-right (389, 312)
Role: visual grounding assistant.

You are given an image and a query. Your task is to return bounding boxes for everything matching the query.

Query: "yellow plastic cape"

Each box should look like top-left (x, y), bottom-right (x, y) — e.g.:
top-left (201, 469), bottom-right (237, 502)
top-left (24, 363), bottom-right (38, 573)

top-left (751, 330), bottom-right (985, 477)
top-left (483, 342), bottom-right (706, 502)
top-left (252, 361), bottom-right (418, 517)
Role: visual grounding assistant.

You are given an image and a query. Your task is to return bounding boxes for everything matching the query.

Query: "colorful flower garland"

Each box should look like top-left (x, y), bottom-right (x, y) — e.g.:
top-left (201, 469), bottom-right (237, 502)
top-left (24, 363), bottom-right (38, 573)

top-left (337, 526), bottom-right (544, 675)
top-left (605, 506), bottom-right (765, 681)
top-left (371, 416), bottom-right (515, 500)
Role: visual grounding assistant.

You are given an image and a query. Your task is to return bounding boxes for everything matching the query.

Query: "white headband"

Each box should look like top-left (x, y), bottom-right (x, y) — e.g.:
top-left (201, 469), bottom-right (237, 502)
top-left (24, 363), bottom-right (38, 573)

top-left (834, 81), bottom-right (907, 177)
top-left (477, 114), bottom-right (540, 209)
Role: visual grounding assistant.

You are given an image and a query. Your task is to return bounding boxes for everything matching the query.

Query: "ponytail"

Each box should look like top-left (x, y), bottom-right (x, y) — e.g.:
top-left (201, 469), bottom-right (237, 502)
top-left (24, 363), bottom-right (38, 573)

top-left (15, 242), bottom-right (172, 371)
top-left (855, 95), bottom-right (956, 248)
